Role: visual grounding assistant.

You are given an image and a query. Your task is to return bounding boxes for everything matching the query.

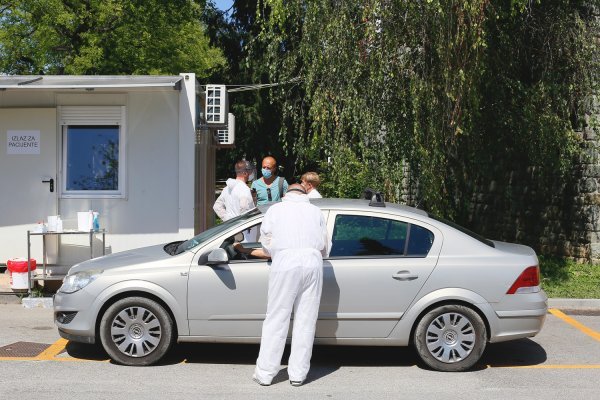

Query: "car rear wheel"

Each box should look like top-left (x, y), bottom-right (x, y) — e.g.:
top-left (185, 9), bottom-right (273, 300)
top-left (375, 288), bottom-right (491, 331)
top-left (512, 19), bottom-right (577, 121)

top-left (414, 304), bottom-right (486, 372)
top-left (99, 297), bottom-right (174, 366)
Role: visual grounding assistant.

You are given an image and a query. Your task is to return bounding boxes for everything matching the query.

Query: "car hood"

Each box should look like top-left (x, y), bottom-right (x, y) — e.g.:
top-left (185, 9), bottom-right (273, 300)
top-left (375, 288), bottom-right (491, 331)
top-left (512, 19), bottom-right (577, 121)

top-left (68, 243), bottom-right (174, 273)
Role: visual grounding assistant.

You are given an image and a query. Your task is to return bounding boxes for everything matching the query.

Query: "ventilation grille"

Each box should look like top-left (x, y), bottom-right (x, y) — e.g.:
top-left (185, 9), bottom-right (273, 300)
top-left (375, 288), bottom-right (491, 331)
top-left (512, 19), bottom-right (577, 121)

top-left (216, 113), bottom-right (235, 146)
top-left (217, 128), bottom-right (232, 145)
top-left (59, 106), bottom-right (124, 125)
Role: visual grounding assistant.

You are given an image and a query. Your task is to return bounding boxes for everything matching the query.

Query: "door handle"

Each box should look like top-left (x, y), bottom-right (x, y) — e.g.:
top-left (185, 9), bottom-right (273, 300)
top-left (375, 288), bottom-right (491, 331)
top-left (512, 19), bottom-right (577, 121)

top-left (392, 270), bottom-right (418, 281)
top-left (42, 178), bottom-right (54, 193)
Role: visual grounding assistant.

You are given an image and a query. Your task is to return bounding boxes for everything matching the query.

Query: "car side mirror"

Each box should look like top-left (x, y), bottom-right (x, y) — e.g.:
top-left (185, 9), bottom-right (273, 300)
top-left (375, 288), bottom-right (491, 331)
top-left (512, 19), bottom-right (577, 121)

top-left (206, 248), bottom-right (229, 265)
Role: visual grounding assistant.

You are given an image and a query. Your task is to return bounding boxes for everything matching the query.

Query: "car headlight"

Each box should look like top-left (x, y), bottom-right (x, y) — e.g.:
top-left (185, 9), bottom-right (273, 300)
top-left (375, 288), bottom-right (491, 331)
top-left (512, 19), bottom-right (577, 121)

top-left (59, 269), bottom-right (103, 294)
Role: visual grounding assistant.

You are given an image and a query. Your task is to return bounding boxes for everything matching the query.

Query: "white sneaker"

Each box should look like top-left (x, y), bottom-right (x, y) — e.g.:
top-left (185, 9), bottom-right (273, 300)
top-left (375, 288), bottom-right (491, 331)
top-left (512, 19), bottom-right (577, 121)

top-left (290, 380), bottom-right (304, 387)
top-left (252, 374), bottom-right (271, 386)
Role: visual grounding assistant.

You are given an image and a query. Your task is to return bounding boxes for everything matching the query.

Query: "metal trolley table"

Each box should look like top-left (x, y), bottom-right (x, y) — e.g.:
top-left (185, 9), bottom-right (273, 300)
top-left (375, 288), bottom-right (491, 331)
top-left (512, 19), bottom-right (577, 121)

top-left (26, 229), bottom-right (106, 295)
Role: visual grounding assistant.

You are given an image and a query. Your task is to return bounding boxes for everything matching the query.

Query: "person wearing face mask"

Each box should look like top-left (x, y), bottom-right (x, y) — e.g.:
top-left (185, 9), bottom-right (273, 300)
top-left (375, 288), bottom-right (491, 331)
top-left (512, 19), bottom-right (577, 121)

top-left (213, 160), bottom-right (256, 221)
top-left (251, 156), bottom-right (289, 205)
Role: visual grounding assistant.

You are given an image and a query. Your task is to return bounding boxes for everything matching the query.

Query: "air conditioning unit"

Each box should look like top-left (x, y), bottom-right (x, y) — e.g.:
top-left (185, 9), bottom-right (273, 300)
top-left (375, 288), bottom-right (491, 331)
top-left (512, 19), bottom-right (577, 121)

top-left (205, 85), bottom-right (227, 124)
top-left (217, 113), bottom-right (235, 145)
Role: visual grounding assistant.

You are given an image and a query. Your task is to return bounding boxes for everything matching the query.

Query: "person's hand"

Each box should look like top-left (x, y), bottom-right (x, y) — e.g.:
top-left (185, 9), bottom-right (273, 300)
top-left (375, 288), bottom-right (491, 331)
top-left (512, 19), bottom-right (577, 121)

top-left (233, 242), bottom-right (246, 253)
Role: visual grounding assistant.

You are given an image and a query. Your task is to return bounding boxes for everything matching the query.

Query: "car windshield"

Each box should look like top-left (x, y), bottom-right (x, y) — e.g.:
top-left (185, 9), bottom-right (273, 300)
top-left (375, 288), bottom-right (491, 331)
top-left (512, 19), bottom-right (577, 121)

top-left (175, 209), bottom-right (262, 254)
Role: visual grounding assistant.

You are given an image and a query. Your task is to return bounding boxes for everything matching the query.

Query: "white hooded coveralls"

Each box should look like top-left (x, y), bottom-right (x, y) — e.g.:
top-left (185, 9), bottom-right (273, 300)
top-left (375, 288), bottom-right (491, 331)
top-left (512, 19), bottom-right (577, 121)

top-left (213, 178), bottom-right (254, 221)
top-left (254, 192), bottom-right (328, 384)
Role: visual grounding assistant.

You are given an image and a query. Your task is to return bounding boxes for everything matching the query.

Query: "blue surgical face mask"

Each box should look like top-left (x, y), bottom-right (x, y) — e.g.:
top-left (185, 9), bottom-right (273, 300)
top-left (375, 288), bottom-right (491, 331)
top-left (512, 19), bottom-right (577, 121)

top-left (261, 168), bottom-right (272, 179)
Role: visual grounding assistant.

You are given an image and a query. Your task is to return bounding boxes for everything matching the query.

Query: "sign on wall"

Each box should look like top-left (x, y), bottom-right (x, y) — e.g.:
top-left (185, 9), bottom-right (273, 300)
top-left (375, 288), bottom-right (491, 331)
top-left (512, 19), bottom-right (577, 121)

top-left (6, 130), bottom-right (40, 154)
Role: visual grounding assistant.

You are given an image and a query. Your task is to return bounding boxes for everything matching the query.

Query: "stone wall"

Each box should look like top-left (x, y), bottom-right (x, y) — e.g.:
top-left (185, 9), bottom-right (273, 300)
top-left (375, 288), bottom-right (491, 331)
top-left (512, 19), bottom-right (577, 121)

top-left (463, 110), bottom-right (599, 263)
top-left (399, 114), bottom-right (600, 264)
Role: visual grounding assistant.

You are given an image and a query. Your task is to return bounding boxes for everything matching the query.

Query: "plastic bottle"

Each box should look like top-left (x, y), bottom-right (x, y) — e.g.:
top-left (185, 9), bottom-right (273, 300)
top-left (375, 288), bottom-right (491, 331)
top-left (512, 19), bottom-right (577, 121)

top-left (92, 212), bottom-right (100, 232)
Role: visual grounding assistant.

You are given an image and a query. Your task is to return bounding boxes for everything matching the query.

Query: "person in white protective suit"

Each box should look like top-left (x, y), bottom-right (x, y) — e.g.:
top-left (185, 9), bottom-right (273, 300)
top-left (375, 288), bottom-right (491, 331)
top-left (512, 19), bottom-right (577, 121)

top-left (236, 183), bottom-right (329, 386)
top-left (213, 160), bottom-right (256, 221)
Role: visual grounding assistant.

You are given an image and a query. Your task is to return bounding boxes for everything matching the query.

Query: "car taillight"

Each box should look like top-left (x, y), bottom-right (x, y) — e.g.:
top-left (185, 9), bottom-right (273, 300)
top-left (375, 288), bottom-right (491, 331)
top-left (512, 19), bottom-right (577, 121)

top-left (507, 266), bottom-right (540, 294)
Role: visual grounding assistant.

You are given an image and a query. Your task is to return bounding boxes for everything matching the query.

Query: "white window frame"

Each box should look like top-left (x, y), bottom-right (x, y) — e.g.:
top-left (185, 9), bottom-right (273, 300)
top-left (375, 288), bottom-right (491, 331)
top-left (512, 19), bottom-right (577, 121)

top-left (59, 106), bottom-right (127, 199)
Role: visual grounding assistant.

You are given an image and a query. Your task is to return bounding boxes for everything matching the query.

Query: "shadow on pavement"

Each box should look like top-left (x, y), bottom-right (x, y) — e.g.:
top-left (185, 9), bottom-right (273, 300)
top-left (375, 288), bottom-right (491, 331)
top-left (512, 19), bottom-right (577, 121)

top-left (63, 341), bottom-right (109, 361)
top-left (63, 338), bottom-right (546, 372)
top-left (164, 342), bottom-right (419, 367)
top-left (479, 338), bottom-right (547, 368)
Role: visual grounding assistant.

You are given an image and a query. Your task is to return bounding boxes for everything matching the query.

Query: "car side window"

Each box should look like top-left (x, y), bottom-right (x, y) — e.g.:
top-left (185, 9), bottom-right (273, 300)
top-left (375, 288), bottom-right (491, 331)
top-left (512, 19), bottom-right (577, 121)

top-left (217, 223), bottom-right (264, 262)
top-left (329, 215), bottom-right (408, 257)
top-left (406, 224), bottom-right (435, 256)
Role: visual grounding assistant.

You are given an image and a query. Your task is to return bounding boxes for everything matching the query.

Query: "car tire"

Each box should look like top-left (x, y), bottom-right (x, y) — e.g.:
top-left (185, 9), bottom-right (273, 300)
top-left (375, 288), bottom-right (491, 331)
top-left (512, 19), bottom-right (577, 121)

top-left (99, 297), bottom-right (174, 366)
top-left (414, 304), bottom-right (486, 372)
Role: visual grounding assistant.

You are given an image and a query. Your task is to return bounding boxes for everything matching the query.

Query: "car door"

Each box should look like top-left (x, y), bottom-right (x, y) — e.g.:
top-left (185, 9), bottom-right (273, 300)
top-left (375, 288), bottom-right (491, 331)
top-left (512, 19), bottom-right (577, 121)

top-left (316, 211), bottom-right (442, 338)
top-left (187, 221), bottom-right (270, 338)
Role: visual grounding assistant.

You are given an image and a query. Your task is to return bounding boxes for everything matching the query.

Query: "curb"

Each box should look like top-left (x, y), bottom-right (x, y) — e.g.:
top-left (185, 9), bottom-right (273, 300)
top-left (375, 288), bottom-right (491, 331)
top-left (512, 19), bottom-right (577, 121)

top-left (0, 293), bottom-right (25, 305)
top-left (547, 298), bottom-right (600, 310)
top-left (22, 297), bottom-right (54, 308)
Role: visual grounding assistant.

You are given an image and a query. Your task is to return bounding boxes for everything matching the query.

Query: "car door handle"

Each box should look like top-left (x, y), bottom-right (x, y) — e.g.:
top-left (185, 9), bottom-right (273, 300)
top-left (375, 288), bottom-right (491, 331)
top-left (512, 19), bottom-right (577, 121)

top-left (392, 271), bottom-right (418, 281)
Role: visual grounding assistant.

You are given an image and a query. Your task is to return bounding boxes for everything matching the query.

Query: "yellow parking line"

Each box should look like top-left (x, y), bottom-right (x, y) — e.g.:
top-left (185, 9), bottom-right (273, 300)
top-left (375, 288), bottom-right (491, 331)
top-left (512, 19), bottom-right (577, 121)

top-left (35, 338), bottom-right (68, 360)
top-left (549, 308), bottom-right (600, 342)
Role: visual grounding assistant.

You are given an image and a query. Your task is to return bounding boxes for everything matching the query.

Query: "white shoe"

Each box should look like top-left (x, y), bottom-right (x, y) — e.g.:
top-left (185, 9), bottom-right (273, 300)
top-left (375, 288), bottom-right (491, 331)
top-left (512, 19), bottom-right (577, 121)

top-left (252, 374), bottom-right (271, 386)
top-left (290, 380), bottom-right (304, 387)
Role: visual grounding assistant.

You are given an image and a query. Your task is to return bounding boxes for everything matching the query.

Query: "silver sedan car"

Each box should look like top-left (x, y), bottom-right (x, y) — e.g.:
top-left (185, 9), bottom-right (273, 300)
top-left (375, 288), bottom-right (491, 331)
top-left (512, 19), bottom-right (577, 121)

top-left (53, 197), bottom-right (547, 372)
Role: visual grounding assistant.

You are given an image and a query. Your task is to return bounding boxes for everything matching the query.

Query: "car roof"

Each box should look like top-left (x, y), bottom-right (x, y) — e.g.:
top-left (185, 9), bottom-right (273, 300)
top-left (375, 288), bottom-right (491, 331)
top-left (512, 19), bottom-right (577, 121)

top-left (258, 198), bottom-right (429, 218)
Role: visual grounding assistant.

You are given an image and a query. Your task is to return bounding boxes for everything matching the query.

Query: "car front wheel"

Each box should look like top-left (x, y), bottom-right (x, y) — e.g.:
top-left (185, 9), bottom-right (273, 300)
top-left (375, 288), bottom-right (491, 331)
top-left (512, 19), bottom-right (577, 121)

top-left (414, 304), bottom-right (486, 372)
top-left (99, 297), bottom-right (174, 366)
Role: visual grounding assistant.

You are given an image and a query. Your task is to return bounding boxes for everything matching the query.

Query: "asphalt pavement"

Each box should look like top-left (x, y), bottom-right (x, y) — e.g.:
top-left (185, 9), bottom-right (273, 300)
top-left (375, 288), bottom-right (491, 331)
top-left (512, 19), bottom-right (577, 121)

top-left (0, 300), bottom-right (599, 400)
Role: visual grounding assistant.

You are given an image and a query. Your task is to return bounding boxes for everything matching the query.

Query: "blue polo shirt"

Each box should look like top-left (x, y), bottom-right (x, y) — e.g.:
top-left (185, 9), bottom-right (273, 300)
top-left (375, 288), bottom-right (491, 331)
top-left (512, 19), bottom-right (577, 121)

top-left (251, 177), bottom-right (288, 205)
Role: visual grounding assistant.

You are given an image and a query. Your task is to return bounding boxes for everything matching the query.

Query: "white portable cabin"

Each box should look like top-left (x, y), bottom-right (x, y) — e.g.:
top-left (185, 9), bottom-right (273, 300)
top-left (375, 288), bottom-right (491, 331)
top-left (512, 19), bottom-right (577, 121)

top-left (0, 74), bottom-right (216, 276)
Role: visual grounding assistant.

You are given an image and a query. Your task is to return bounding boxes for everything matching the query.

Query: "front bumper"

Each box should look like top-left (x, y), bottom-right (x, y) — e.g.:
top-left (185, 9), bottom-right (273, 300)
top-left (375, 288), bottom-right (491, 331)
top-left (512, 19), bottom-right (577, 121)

top-left (53, 289), bottom-right (100, 344)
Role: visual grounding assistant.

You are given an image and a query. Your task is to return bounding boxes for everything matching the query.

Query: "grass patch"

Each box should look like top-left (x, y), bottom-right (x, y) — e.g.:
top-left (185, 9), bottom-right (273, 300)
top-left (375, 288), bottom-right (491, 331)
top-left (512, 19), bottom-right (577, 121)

top-left (539, 256), bottom-right (600, 298)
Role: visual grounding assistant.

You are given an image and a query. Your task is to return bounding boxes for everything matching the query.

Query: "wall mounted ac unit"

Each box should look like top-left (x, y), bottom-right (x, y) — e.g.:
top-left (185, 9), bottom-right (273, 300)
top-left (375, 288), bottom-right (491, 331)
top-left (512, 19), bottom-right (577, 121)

top-left (217, 113), bottom-right (235, 146)
top-left (205, 84), bottom-right (227, 124)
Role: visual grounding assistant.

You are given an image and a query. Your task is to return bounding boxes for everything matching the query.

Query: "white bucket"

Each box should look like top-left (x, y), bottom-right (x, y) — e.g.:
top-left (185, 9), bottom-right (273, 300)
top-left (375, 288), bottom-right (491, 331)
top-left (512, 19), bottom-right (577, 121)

top-left (9, 271), bottom-right (30, 290)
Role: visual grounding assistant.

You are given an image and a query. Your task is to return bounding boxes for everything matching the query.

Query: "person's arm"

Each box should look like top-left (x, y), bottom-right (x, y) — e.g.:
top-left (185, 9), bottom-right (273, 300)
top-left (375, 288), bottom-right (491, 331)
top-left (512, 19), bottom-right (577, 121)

top-left (319, 213), bottom-right (330, 258)
top-left (282, 178), bottom-right (289, 195)
top-left (239, 190), bottom-right (254, 213)
top-left (213, 192), bottom-right (227, 220)
top-left (233, 242), bottom-right (269, 259)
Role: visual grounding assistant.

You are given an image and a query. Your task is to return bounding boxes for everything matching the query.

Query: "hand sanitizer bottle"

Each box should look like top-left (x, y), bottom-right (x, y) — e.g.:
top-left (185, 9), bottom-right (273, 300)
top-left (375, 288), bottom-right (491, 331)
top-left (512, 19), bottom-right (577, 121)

top-left (93, 212), bottom-right (100, 232)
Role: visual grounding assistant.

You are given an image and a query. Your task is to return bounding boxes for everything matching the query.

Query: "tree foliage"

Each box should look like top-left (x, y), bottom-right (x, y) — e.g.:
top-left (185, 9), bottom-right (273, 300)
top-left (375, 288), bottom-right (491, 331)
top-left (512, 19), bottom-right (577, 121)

top-left (0, 0), bottom-right (224, 75)
top-left (203, 0), bottom-right (290, 179)
top-left (253, 0), bottom-right (598, 219)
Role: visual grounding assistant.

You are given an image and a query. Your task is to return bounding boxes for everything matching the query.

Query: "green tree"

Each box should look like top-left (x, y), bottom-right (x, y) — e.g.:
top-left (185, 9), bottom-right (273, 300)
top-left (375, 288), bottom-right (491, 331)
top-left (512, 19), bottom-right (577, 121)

top-left (203, 0), bottom-right (289, 180)
top-left (0, 0), bottom-right (224, 75)
top-left (253, 0), bottom-right (597, 220)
